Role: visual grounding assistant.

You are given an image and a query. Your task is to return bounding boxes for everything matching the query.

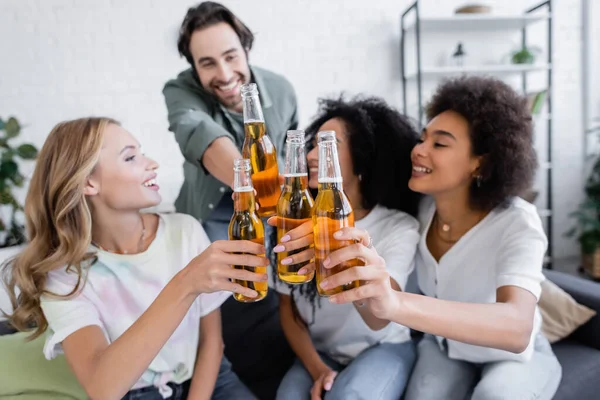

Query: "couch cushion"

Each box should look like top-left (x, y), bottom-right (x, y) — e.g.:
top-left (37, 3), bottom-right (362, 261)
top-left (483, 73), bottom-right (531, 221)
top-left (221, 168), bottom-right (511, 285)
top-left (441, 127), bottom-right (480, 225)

top-left (552, 340), bottom-right (600, 400)
top-left (0, 331), bottom-right (86, 399)
top-left (539, 279), bottom-right (596, 343)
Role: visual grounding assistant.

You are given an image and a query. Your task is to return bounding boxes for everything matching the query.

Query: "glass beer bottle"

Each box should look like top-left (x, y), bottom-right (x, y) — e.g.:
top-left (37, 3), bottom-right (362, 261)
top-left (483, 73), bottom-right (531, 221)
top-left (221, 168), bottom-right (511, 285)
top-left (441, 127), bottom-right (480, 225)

top-left (313, 130), bottom-right (363, 297)
top-left (228, 158), bottom-right (268, 302)
top-left (277, 130), bottom-right (315, 284)
top-left (241, 83), bottom-right (280, 218)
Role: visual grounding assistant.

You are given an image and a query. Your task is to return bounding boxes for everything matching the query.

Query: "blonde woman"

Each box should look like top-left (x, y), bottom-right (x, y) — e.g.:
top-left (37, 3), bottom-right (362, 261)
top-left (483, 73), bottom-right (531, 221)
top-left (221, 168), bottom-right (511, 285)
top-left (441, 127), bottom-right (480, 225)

top-left (2, 118), bottom-right (266, 399)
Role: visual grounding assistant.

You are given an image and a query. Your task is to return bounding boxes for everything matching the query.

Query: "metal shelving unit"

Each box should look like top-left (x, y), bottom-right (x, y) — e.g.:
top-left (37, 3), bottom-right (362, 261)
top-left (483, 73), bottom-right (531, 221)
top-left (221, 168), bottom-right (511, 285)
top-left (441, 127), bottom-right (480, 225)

top-left (400, 0), bottom-right (554, 267)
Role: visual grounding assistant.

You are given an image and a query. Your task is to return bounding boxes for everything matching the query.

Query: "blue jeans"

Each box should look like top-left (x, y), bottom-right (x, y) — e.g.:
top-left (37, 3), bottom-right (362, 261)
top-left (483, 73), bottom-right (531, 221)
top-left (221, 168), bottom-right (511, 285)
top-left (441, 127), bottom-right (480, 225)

top-left (404, 334), bottom-right (562, 400)
top-left (276, 341), bottom-right (416, 400)
top-left (121, 356), bottom-right (255, 399)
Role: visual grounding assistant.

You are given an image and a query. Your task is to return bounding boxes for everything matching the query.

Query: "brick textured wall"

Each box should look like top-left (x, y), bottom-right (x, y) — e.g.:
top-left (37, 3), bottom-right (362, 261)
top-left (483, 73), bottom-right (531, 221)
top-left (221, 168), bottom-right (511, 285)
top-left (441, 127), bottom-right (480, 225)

top-left (0, 0), bottom-right (584, 259)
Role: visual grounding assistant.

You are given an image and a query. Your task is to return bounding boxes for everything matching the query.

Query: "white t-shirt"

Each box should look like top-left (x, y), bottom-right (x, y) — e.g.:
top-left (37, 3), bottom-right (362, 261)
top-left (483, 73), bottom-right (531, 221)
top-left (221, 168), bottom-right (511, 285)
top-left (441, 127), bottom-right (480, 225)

top-left (416, 196), bottom-right (547, 363)
top-left (40, 213), bottom-right (231, 398)
top-left (275, 205), bottom-right (420, 365)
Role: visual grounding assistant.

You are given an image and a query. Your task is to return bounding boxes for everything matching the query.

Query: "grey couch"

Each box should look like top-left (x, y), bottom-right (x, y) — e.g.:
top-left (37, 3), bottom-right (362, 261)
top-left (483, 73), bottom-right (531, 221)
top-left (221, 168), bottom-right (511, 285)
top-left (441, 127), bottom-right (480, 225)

top-left (1, 269), bottom-right (599, 399)
top-left (543, 269), bottom-right (600, 400)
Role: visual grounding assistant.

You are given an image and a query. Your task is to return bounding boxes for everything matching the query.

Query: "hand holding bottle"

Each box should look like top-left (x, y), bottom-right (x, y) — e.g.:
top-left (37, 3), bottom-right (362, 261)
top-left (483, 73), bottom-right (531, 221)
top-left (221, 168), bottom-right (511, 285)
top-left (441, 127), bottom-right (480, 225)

top-left (268, 217), bottom-right (315, 276)
top-left (317, 227), bottom-right (399, 320)
top-left (182, 240), bottom-right (269, 299)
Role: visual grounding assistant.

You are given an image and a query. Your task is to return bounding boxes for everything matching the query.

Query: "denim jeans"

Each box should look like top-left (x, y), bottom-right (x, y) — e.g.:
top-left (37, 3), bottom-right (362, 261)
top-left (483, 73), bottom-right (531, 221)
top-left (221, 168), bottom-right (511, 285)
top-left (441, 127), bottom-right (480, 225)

top-left (404, 334), bottom-right (562, 400)
top-left (121, 356), bottom-right (255, 400)
top-left (275, 341), bottom-right (416, 400)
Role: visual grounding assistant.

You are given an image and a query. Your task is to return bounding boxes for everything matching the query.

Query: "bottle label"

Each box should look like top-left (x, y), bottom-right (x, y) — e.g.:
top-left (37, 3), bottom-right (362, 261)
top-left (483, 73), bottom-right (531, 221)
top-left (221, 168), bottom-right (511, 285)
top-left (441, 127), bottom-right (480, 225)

top-left (235, 186), bottom-right (254, 193)
top-left (283, 173), bottom-right (308, 178)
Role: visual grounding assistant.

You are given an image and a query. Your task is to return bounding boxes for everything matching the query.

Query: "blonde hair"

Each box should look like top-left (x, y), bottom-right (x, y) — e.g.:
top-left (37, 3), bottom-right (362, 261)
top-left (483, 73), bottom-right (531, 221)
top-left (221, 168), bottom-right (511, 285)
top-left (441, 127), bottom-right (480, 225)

top-left (1, 117), bottom-right (118, 339)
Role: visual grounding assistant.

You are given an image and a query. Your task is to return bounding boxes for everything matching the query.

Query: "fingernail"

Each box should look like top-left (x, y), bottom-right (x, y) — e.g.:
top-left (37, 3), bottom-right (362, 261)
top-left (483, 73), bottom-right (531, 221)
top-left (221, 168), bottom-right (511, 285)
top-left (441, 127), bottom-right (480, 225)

top-left (273, 245), bottom-right (285, 253)
top-left (281, 257), bottom-right (292, 265)
top-left (329, 296), bottom-right (338, 304)
top-left (281, 235), bottom-right (291, 243)
top-left (334, 231), bottom-right (343, 238)
top-left (323, 258), bottom-right (330, 267)
top-left (297, 268), bottom-right (306, 275)
top-left (324, 383), bottom-right (332, 391)
top-left (320, 279), bottom-right (329, 289)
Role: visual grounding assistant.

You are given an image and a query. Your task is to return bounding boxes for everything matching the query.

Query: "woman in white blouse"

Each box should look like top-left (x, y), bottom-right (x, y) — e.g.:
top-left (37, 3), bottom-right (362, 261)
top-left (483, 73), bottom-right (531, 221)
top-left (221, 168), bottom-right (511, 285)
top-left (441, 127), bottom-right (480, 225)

top-left (282, 76), bottom-right (561, 400)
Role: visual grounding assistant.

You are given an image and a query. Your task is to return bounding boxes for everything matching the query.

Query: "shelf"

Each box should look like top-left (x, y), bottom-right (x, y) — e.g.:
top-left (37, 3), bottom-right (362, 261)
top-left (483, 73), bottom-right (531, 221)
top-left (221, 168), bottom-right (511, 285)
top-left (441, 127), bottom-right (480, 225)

top-left (404, 64), bottom-right (550, 80)
top-left (404, 13), bottom-right (550, 32)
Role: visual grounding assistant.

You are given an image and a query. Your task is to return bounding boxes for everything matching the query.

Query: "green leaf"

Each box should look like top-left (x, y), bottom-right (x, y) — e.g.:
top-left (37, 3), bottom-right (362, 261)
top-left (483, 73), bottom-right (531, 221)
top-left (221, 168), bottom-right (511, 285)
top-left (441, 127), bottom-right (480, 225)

top-left (0, 188), bottom-right (18, 207)
top-left (10, 172), bottom-right (24, 187)
top-left (0, 160), bottom-right (18, 180)
top-left (4, 117), bottom-right (20, 138)
top-left (0, 118), bottom-right (4, 130)
top-left (1, 149), bottom-right (14, 162)
top-left (16, 144), bottom-right (37, 159)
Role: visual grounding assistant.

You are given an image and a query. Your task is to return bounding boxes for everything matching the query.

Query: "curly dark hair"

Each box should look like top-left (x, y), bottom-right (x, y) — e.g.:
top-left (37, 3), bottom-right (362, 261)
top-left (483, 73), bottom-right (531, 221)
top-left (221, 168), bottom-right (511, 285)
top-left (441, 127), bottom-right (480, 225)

top-left (425, 75), bottom-right (537, 211)
top-left (271, 95), bottom-right (422, 323)
top-left (177, 2), bottom-right (254, 66)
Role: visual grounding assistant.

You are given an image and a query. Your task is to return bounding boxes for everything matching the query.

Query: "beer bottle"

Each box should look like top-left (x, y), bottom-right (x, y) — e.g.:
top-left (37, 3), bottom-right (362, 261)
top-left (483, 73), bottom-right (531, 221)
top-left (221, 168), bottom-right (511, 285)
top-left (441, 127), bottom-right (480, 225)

top-left (241, 83), bottom-right (280, 218)
top-left (313, 130), bottom-right (363, 297)
top-left (228, 158), bottom-right (268, 302)
top-left (277, 130), bottom-right (315, 284)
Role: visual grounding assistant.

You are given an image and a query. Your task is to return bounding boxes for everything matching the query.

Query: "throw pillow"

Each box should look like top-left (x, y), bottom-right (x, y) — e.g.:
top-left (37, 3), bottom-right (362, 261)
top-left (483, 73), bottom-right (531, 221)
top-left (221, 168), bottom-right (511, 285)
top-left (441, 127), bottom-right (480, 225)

top-left (0, 331), bottom-right (86, 399)
top-left (539, 278), bottom-right (596, 343)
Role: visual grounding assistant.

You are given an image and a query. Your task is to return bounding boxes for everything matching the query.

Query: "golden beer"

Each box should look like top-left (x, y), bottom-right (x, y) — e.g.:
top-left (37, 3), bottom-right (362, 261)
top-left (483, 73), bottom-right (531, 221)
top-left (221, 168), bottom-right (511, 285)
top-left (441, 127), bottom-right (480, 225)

top-left (277, 174), bottom-right (315, 283)
top-left (242, 121), bottom-right (280, 217)
top-left (228, 159), bottom-right (268, 302)
top-left (313, 131), bottom-right (363, 297)
top-left (241, 83), bottom-right (280, 218)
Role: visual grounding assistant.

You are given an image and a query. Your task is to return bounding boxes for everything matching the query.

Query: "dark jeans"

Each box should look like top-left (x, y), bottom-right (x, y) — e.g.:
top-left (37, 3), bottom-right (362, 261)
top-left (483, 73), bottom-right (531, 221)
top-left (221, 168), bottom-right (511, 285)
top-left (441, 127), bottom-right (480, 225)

top-left (122, 356), bottom-right (256, 400)
top-left (201, 194), bottom-right (294, 399)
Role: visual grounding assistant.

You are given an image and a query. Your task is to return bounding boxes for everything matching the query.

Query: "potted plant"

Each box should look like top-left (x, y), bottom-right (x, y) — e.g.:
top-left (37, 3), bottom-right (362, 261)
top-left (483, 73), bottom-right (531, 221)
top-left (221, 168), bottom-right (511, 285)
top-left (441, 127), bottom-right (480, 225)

top-left (0, 117), bottom-right (38, 251)
top-left (566, 153), bottom-right (600, 278)
top-left (510, 46), bottom-right (541, 65)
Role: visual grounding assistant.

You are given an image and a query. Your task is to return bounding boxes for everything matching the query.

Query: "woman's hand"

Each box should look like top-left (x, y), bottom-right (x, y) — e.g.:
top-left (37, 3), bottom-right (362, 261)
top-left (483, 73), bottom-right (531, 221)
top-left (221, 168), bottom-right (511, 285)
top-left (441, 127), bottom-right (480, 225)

top-left (267, 217), bottom-right (315, 276)
top-left (184, 240), bottom-right (269, 299)
top-left (319, 227), bottom-right (400, 320)
top-left (310, 367), bottom-right (338, 400)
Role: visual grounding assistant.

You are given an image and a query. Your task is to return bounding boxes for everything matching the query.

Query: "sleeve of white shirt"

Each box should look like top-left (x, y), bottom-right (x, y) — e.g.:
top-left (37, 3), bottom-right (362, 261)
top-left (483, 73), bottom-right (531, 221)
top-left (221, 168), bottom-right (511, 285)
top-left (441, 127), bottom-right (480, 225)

top-left (377, 214), bottom-right (420, 291)
top-left (495, 206), bottom-right (547, 300)
top-left (40, 269), bottom-right (107, 360)
top-left (190, 216), bottom-right (231, 317)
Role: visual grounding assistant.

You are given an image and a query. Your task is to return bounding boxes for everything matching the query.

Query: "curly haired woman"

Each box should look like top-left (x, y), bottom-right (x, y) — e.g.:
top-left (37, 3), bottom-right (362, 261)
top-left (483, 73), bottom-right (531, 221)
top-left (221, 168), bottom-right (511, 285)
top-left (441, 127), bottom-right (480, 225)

top-left (269, 96), bottom-right (422, 400)
top-left (278, 76), bottom-right (562, 400)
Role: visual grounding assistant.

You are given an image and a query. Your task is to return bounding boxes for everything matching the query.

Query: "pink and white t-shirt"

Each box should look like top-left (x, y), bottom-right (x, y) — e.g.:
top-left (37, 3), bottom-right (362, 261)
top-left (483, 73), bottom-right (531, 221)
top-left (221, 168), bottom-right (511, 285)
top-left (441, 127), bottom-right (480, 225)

top-left (40, 213), bottom-right (230, 398)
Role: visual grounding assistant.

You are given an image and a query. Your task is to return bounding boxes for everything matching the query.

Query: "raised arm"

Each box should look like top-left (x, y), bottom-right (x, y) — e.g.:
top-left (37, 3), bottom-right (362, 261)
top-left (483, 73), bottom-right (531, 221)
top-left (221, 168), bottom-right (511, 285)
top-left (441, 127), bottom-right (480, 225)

top-left (163, 82), bottom-right (242, 189)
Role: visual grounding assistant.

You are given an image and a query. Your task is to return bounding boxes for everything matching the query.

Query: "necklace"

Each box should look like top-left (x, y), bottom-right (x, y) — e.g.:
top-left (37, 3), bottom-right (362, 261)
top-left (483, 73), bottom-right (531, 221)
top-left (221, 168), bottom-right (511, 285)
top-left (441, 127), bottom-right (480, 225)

top-left (435, 214), bottom-right (458, 243)
top-left (434, 210), bottom-right (487, 244)
top-left (92, 215), bottom-right (146, 254)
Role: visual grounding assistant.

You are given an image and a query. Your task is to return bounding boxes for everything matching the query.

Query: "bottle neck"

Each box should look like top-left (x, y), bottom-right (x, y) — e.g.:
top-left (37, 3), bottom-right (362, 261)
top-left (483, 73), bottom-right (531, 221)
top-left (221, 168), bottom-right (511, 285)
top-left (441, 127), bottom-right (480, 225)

top-left (284, 141), bottom-right (308, 176)
top-left (242, 93), bottom-right (264, 123)
top-left (233, 188), bottom-right (257, 213)
top-left (244, 120), bottom-right (265, 140)
top-left (318, 141), bottom-right (343, 186)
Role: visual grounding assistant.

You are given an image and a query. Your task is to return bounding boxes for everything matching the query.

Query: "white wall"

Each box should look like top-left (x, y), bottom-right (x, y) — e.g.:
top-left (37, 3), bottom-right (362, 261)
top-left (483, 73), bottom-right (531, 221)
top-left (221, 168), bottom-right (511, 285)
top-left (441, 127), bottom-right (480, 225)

top-left (0, 0), bottom-right (584, 259)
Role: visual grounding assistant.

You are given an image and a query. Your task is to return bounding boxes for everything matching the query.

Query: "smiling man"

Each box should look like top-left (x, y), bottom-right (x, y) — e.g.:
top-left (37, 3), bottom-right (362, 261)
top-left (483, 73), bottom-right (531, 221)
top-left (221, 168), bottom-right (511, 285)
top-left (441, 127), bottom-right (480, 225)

top-left (163, 1), bottom-right (298, 242)
top-left (162, 3), bottom-right (297, 398)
